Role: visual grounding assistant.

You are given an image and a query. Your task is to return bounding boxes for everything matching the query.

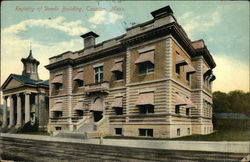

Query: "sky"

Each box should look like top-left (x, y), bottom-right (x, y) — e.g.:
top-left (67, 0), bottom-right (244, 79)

top-left (1, 1), bottom-right (249, 97)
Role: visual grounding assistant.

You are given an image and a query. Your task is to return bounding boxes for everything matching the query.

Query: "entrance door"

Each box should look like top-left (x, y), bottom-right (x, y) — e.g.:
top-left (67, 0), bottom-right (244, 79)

top-left (90, 97), bottom-right (104, 122)
top-left (93, 111), bottom-right (103, 122)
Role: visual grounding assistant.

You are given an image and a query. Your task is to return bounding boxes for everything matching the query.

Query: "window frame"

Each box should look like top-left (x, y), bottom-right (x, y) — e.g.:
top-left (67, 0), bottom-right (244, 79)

top-left (114, 71), bottom-right (124, 81)
top-left (177, 128), bottom-right (180, 136)
top-left (139, 105), bottom-right (154, 114)
top-left (54, 111), bottom-right (63, 118)
top-left (186, 108), bottom-right (190, 116)
top-left (115, 128), bottom-right (122, 135)
top-left (175, 64), bottom-right (181, 75)
top-left (114, 107), bottom-right (123, 115)
top-left (138, 62), bottom-right (154, 75)
top-left (76, 80), bottom-right (84, 88)
top-left (186, 73), bottom-right (190, 82)
top-left (94, 66), bottom-right (104, 83)
top-left (55, 127), bottom-right (62, 130)
top-left (139, 128), bottom-right (153, 137)
top-left (76, 110), bottom-right (84, 116)
top-left (175, 105), bottom-right (180, 114)
top-left (54, 83), bottom-right (63, 90)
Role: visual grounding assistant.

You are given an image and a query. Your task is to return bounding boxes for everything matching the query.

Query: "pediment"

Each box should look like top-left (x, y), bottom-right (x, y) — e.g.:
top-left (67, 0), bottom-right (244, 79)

top-left (1, 75), bottom-right (23, 90)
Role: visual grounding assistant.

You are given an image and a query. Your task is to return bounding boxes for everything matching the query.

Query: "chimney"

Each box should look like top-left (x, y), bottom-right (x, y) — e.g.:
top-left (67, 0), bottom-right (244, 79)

top-left (150, 5), bottom-right (173, 19)
top-left (80, 31), bottom-right (99, 48)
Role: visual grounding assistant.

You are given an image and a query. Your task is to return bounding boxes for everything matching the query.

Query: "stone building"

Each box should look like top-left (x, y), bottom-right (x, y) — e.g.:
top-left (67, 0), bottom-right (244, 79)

top-left (1, 50), bottom-right (49, 129)
top-left (45, 6), bottom-right (216, 138)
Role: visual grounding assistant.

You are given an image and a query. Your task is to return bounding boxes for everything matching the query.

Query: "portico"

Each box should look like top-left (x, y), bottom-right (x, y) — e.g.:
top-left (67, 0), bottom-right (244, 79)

top-left (1, 49), bottom-right (49, 129)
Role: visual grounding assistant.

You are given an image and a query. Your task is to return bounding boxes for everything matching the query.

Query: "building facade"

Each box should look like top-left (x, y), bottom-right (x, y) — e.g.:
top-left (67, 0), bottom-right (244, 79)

top-left (1, 50), bottom-right (49, 129)
top-left (45, 6), bottom-right (216, 138)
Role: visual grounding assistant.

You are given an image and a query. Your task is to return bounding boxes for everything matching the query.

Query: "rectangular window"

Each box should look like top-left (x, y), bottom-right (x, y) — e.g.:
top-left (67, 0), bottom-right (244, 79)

top-left (138, 62), bottom-right (154, 74)
top-left (55, 127), bottom-right (62, 130)
top-left (139, 129), bottom-right (153, 137)
top-left (186, 73), bottom-right (190, 81)
top-left (114, 71), bottom-right (123, 80)
top-left (147, 129), bottom-right (153, 137)
top-left (94, 66), bottom-right (103, 83)
top-left (77, 80), bottom-right (84, 88)
top-left (177, 128), bottom-right (180, 136)
top-left (54, 111), bottom-right (62, 118)
top-left (139, 105), bottom-right (154, 114)
top-left (139, 129), bottom-right (146, 136)
top-left (186, 108), bottom-right (190, 116)
top-left (175, 105), bottom-right (180, 114)
top-left (55, 84), bottom-right (63, 90)
top-left (176, 64), bottom-right (180, 75)
top-left (115, 107), bottom-right (123, 115)
top-left (76, 110), bottom-right (84, 116)
top-left (115, 128), bottom-right (122, 135)
top-left (187, 128), bottom-right (190, 135)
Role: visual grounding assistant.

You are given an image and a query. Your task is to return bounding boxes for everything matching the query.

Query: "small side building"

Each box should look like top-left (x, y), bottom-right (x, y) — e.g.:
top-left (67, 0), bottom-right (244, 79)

top-left (1, 50), bottom-right (49, 129)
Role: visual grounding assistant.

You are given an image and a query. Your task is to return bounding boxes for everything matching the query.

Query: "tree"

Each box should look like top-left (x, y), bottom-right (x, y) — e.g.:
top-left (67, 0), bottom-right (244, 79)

top-left (213, 90), bottom-right (250, 114)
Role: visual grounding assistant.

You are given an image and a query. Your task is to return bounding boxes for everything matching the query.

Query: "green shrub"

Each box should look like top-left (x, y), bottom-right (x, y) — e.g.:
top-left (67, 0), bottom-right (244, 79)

top-left (17, 121), bottom-right (39, 133)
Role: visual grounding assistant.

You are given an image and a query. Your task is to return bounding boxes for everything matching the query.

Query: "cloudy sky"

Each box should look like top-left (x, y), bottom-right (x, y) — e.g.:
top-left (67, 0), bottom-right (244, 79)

top-left (1, 1), bottom-right (249, 94)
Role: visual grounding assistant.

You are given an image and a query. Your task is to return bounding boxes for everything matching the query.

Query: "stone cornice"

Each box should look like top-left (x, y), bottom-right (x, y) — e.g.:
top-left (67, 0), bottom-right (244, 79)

top-left (45, 58), bottom-right (73, 70)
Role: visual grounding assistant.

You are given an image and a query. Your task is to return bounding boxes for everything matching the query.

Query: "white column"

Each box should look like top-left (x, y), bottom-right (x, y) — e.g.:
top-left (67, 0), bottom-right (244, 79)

top-left (38, 93), bottom-right (46, 128)
top-left (16, 94), bottom-right (22, 127)
top-left (2, 96), bottom-right (8, 128)
top-left (9, 95), bottom-right (14, 127)
top-left (35, 94), bottom-right (39, 118)
top-left (25, 93), bottom-right (31, 123)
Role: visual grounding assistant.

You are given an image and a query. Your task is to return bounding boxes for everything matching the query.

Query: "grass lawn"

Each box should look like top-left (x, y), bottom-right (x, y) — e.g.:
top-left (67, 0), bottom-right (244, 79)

top-left (105, 129), bottom-right (250, 141)
top-left (171, 129), bottom-right (250, 141)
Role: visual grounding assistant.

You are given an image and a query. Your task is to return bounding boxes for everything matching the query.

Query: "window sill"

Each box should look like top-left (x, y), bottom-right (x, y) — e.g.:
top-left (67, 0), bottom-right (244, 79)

top-left (138, 72), bottom-right (154, 76)
top-left (55, 89), bottom-right (64, 91)
top-left (114, 79), bottom-right (124, 83)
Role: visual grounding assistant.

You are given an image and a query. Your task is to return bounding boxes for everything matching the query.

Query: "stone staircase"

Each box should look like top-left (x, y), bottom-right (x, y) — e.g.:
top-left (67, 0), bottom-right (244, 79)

top-left (55, 115), bottom-right (109, 139)
top-left (76, 116), bottom-right (95, 132)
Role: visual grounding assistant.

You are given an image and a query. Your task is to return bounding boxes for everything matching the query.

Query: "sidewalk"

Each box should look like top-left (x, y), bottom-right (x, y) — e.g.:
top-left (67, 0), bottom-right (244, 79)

top-left (1, 133), bottom-right (249, 153)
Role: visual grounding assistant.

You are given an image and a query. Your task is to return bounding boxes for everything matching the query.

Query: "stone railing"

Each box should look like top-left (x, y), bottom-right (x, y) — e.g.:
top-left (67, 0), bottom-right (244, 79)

top-left (74, 116), bottom-right (90, 130)
top-left (95, 115), bottom-right (110, 133)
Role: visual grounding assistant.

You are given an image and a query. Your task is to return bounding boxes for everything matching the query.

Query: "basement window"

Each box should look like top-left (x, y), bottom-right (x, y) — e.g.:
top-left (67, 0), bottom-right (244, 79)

top-left (177, 128), bottom-right (180, 136)
top-left (187, 128), bottom-right (190, 135)
top-left (139, 129), bottom-right (153, 137)
top-left (115, 128), bottom-right (122, 135)
top-left (55, 127), bottom-right (62, 130)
